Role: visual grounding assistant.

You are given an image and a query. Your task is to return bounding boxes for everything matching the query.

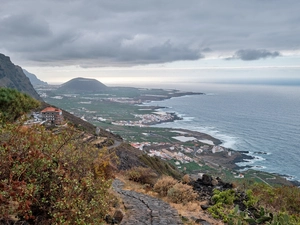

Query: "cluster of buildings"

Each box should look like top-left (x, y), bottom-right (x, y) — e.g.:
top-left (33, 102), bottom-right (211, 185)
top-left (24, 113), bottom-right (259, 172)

top-left (134, 112), bottom-right (175, 125)
top-left (106, 97), bottom-right (142, 104)
top-left (130, 138), bottom-right (235, 172)
top-left (130, 141), bottom-right (195, 164)
top-left (112, 112), bottom-right (175, 127)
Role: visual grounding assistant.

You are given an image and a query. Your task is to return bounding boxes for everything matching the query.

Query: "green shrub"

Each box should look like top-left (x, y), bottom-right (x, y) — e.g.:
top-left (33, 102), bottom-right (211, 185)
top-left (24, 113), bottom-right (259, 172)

top-left (208, 189), bottom-right (237, 222)
top-left (243, 189), bottom-right (258, 208)
top-left (0, 88), bottom-right (40, 122)
top-left (267, 212), bottom-right (300, 225)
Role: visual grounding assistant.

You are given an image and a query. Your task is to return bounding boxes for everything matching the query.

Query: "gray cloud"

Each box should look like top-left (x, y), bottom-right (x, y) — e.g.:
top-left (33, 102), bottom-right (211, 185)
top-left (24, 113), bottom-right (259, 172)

top-left (226, 49), bottom-right (281, 61)
top-left (0, 13), bottom-right (51, 38)
top-left (0, 0), bottom-right (299, 67)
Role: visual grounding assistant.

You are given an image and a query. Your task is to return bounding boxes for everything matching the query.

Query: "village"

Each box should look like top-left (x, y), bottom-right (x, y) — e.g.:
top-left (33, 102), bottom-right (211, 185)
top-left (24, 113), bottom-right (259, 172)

top-left (112, 111), bottom-right (176, 126)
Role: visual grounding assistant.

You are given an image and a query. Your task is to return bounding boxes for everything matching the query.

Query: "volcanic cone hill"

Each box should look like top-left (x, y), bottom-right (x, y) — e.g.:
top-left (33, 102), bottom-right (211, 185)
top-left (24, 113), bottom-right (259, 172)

top-left (58, 77), bottom-right (108, 93)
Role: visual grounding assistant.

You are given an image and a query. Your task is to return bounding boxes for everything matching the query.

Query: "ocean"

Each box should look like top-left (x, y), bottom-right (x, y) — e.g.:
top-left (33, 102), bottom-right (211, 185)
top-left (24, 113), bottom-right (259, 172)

top-left (144, 83), bottom-right (300, 182)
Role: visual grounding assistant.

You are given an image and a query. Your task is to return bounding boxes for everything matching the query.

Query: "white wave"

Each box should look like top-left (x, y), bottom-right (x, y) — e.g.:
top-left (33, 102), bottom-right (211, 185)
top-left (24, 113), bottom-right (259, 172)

top-left (194, 127), bottom-right (238, 149)
top-left (182, 116), bottom-right (195, 121)
top-left (251, 165), bottom-right (267, 169)
top-left (205, 93), bottom-right (218, 96)
top-left (235, 153), bottom-right (266, 167)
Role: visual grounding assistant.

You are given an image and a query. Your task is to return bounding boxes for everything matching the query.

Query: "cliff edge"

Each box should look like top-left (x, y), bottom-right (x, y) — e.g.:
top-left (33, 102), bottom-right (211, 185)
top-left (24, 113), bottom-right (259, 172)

top-left (0, 53), bottom-right (42, 100)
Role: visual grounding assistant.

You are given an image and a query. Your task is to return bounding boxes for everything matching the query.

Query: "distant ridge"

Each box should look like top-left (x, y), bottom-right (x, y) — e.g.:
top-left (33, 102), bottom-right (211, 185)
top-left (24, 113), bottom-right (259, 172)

top-left (0, 53), bottom-right (42, 100)
top-left (23, 69), bottom-right (48, 86)
top-left (59, 77), bottom-right (108, 92)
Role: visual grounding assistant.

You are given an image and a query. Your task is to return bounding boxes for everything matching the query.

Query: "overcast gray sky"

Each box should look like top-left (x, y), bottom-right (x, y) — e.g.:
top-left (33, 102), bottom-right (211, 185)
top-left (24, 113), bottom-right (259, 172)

top-left (1, 0), bottom-right (299, 85)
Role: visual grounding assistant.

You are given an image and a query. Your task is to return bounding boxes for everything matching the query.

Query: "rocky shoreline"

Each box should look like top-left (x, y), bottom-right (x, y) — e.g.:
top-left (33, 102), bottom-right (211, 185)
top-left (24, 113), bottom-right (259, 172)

top-left (147, 94), bottom-right (299, 186)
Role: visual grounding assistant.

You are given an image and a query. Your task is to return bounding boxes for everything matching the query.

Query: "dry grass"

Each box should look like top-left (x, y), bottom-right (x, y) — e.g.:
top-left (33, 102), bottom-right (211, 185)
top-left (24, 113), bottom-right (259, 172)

top-left (125, 166), bottom-right (158, 186)
top-left (153, 175), bottom-right (178, 196)
top-left (170, 201), bottom-right (224, 225)
top-left (181, 174), bottom-right (191, 184)
top-left (167, 183), bottom-right (198, 204)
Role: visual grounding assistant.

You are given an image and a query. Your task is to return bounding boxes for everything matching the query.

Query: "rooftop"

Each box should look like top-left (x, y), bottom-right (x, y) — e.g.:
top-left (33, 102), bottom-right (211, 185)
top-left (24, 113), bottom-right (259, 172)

top-left (41, 106), bottom-right (62, 113)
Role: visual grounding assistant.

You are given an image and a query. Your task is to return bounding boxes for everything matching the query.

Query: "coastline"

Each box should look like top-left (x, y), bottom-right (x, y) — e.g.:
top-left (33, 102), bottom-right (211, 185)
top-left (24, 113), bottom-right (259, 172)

top-left (146, 92), bottom-right (299, 186)
top-left (43, 84), bottom-right (300, 186)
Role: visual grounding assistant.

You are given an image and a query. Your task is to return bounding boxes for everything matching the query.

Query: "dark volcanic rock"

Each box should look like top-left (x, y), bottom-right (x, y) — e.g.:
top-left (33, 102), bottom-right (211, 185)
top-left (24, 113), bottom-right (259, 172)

top-left (0, 53), bottom-right (42, 100)
top-left (190, 174), bottom-right (233, 201)
top-left (200, 205), bottom-right (210, 210)
top-left (195, 218), bottom-right (211, 225)
top-left (202, 174), bottom-right (213, 185)
top-left (113, 209), bottom-right (124, 224)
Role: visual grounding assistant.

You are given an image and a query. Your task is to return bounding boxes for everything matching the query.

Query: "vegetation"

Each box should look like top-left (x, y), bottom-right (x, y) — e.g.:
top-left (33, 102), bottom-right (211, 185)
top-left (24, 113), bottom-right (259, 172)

top-left (139, 155), bottom-right (182, 179)
top-left (0, 121), bottom-right (116, 224)
top-left (2, 88), bottom-right (299, 224)
top-left (153, 176), bottom-right (197, 204)
top-left (154, 176), bottom-right (178, 197)
top-left (207, 184), bottom-right (300, 225)
top-left (167, 183), bottom-right (197, 204)
top-left (126, 166), bottom-right (158, 186)
top-left (0, 87), bottom-right (40, 122)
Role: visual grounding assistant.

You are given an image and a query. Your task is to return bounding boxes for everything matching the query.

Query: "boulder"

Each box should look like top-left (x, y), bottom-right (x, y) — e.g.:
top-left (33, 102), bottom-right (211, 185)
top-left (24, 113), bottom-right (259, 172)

top-left (113, 209), bottom-right (124, 224)
top-left (195, 218), bottom-right (212, 225)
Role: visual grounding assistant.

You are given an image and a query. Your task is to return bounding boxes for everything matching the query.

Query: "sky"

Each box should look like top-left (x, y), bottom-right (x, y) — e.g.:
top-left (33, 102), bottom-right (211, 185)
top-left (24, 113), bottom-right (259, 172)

top-left (0, 0), bottom-right (300, 86)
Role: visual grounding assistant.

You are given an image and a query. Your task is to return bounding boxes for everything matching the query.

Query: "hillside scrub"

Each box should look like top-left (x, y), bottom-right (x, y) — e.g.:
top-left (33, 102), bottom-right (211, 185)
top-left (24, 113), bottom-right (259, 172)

top-left (207, 185), bottom-right (300, 224)
top-left (0, 122), bottom-right (115, 224)
top-left (126, 166), bottom-right (158, 186)
top-left (167, 183), bottom-right (198, 204)
top-left (153, 176), bottom-right (178, 197)
top-left (153, 176), bottom-right (197, 204)
top-left (0, 87), bottom-right (40, 123)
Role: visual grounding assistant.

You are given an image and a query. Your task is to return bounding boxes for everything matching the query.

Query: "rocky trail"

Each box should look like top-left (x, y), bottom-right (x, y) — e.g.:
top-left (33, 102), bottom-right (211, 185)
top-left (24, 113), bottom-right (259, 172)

top-left (112, 179), bottom-right (184, 225)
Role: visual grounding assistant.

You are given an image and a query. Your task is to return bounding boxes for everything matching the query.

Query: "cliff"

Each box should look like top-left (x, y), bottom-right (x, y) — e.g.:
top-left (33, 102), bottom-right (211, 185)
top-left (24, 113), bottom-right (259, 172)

top-left (23, 69), bottom-right (48, 86)
top-left (0, 53), bottom-right (42, 100)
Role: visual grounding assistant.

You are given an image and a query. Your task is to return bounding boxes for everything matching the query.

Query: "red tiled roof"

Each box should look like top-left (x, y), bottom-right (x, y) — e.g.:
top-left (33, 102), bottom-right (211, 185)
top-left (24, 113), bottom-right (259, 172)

top-left (41, 107), bottom-right (62, 113)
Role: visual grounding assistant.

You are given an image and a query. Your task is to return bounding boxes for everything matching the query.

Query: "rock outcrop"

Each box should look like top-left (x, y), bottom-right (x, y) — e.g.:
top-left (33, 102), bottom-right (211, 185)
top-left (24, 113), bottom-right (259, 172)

top-left (0, 53), bottom-right (42, 100)
top-left (191, 174), bottom-right (233, 201)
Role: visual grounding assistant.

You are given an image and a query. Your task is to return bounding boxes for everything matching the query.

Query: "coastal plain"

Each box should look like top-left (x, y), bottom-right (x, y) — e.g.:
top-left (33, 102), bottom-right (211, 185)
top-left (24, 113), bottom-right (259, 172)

top-left (39, 85), bottom-right (295, 186)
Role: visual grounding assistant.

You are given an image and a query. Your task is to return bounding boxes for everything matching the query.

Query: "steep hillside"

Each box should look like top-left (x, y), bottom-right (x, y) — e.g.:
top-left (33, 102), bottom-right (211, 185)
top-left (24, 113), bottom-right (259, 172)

top-left (0, 53), bottom-right (42, 100)
top-left (58, 77), bottom-right (108, 92)
top-left (23, 69), bottom-right (48, 86)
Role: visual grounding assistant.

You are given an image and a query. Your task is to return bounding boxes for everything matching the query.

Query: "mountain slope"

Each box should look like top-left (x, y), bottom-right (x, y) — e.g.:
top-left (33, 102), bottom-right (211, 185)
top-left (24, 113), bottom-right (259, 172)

top-left (0, 53), bottom-right (42, 100)
top-left (23, 69), bottom-right (48, 86)
top-left (58, 77), bottom-right (108, 92)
